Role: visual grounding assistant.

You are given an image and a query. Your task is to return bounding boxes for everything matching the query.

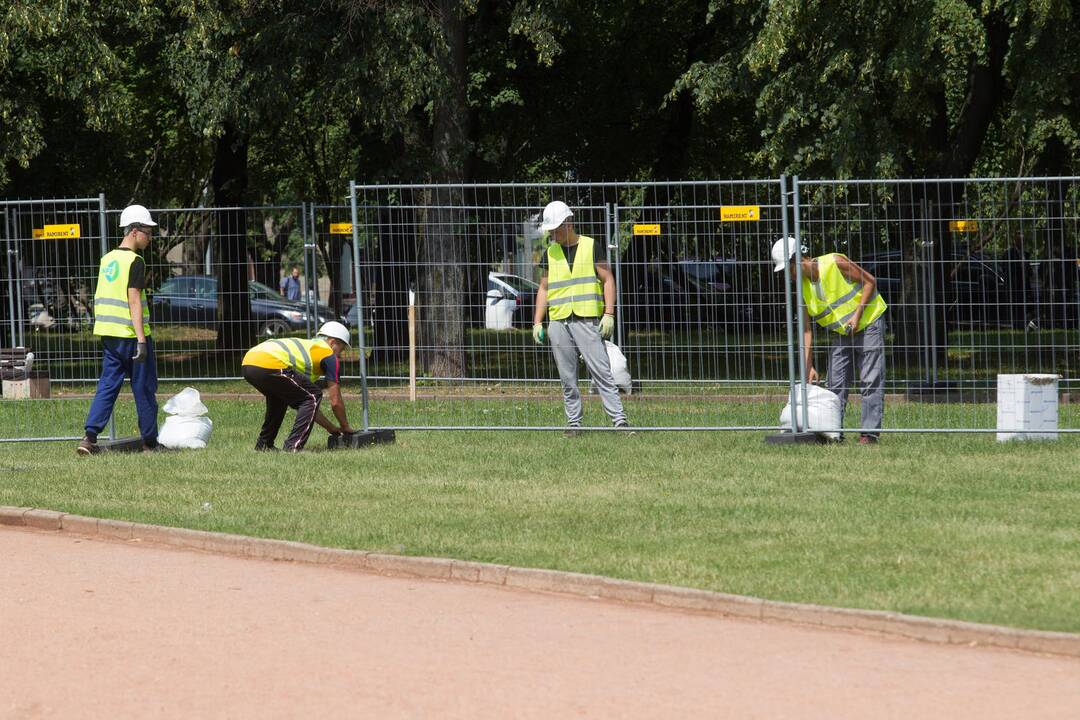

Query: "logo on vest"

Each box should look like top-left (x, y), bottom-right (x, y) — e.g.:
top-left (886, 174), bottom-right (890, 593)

top-left (103, 260), bottom-right (120, 282)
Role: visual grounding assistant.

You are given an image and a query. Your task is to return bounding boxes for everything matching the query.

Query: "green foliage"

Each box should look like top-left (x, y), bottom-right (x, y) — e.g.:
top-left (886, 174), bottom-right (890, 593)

top-left (3, 1), bottom-right (1080, 201)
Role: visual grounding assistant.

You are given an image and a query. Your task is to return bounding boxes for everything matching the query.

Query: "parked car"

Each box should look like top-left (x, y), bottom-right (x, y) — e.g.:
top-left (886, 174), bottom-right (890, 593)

top-left (619, 259), bottom-right (758, 331)
top-left (484, 272), bottom-right (538, 330)
top-left (151, 275), bottom-right (342, 337)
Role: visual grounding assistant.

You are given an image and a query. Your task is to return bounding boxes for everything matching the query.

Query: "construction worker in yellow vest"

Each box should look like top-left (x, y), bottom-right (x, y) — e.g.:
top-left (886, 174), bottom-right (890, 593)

top-left (532, 201), bottom-right (632, 437)
top-left (241, 321), bottom-right (355, 452)
top-left (79, 204), bottom-right (160, 455)
top-left (772, 237), bottom-right (888, 444)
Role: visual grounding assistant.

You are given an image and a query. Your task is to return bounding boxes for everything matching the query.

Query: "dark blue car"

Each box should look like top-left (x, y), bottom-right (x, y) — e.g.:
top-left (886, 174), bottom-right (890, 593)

top-left (151, 275), bottom-right (343, 338)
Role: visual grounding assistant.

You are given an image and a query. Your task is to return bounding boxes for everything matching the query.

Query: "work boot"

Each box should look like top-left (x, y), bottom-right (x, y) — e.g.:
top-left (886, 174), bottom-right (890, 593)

top-left (76, 436), bottom-right (99, 456)
top-left (142, 441), bottom-right (168, 453)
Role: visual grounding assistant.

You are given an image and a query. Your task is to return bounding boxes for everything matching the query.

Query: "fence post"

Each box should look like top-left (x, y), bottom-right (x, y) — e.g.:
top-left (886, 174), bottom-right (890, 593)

top-left (610, 203), bottom-right (624, 348)
top-left (3, 206), bottom-right (15, 348)
top-left (790, 177), bottom-right (812, 433)
top-left (97, 193), bottom-right (117, 441)
top-left (348, 181), bottom-right (371, 431)
top-left (778, 175), bottom-right (799, 433)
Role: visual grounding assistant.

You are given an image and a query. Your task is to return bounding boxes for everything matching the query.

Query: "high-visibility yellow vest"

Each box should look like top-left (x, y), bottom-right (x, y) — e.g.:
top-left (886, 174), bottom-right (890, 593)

top-left (546, 235), bottom-right (604, 320)
top-left (242, 337), bottom-right (335, 382)
top-left (93, 249), bottom-right (151, 338)
top-left (801, 253), bottom-right (887, 335)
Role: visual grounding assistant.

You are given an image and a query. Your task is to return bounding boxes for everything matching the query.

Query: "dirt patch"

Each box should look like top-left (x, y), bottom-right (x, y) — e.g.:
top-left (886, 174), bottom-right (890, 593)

top-left (2, 527), bottom-right (1078, 719)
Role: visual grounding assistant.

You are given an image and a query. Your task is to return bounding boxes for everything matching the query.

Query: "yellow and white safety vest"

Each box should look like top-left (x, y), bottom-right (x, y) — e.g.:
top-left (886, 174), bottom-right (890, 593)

top-left (242, 337), bottom-right (335, 382)
top-left (92, 249), bottom-right (151, 338)
top-left (802, 253), bottom-right (887, 335)
top-left (546, 235), bottom-right (604, 320)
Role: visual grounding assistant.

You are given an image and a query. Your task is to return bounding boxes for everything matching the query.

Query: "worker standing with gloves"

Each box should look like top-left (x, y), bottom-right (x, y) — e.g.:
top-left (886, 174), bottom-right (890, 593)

top-left (241, 321), bottom-right (355, 452)
top-left (532, 201), bottom-right (632, 437)
top-left (78, 204), bottom-right (161, 455)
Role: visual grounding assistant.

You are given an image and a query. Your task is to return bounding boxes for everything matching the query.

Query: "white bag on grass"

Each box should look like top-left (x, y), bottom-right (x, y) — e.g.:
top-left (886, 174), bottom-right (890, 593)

top-left (159, 387), bottom-right (213, 449)
top-left (779, 384), bottom-right (842, 440)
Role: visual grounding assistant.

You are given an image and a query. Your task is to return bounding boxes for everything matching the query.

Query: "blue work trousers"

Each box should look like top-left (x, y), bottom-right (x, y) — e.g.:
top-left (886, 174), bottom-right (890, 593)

top-left (85, 336), bottom-right (159, 443)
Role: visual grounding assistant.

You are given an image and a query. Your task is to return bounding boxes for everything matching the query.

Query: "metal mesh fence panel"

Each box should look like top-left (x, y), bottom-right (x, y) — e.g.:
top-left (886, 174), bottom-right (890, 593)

top-left (793, 176), bottom-right (1080, 433)
top-left (1, 197), bottom-right (106, 441)
top-left (347, 180), bottom-right (791, 430)
top-left (117, 204), bottom-right (339, 384)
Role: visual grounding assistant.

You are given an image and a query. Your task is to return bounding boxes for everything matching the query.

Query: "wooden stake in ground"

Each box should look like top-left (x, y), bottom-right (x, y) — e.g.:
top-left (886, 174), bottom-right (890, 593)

top-left (408, 288), bottom-right (417, 403)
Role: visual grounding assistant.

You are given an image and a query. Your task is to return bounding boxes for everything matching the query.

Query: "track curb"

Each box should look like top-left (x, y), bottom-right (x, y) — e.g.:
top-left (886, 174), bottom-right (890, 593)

top-left (3, 505), bottom-right (1078, 659)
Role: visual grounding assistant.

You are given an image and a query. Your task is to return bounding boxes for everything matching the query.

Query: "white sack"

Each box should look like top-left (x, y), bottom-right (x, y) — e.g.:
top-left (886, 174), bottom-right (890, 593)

top-left (605, 341), bottom-right (632, 395)
top-left (158, 415), bottom-right (213, 449)
top-left (163, 386), bottom-right (208, 417)
top-left (779, 384), bottom-right (842, 440)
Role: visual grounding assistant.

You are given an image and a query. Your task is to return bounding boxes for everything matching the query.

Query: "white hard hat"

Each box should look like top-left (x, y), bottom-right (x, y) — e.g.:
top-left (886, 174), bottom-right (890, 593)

top-left (317, 320), bottom-right (351, 347)
top-left (539, 201), bottom-right (573, 232)
top-left (119, 204), bottom-right (157, 228)
top-left (771, 236), bottom-right (798, 272)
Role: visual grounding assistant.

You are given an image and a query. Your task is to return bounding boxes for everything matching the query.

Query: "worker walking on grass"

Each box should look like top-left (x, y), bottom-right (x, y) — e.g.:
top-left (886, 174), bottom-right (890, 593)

top-left (772, 237), bottom-right (887, 444)
top-left (532, 201), bottom-right (632, 437)
top-left (241, 321), bottom-right (355, 452)
top-left (79, 205), bottom-right (161, 455)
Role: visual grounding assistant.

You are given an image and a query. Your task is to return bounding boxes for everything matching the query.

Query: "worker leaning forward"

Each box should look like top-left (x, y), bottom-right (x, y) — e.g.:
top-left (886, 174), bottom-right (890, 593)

top-left (79, 205), bottom-right (161, 455)
top-left (241, 321), bottom-right (355, 452)
top-left (772, 237), bottom-right (888, 444)
top-left (532, 201), bottom-right (633, 437)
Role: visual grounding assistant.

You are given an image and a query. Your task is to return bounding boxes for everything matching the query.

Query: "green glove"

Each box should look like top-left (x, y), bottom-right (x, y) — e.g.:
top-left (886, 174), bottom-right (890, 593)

top-left (598, 314), bottom-right (615, 340)
top-left (532, 323), bottom-right (546, 344)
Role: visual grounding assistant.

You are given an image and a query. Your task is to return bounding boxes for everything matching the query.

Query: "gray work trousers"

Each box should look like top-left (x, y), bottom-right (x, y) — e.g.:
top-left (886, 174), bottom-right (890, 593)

top-left (826, 316), bottom-right (885, 436)
top-left (548, 318), bottom-right (627, 426)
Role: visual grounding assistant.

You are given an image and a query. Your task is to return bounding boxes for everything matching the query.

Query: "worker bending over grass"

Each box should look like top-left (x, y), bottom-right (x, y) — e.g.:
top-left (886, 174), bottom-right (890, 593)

top-left (241, 321), bottom-right (354, 452)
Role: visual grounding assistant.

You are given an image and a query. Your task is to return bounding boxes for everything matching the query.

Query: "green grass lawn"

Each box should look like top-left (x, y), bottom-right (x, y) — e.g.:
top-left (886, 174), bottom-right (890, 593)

top-left (3, 397), bottom-right (1080, 634)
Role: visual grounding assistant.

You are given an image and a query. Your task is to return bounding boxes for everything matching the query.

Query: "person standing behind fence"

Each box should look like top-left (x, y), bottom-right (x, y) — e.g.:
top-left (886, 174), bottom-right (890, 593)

top-left (772, 237), bottom-right (887, 444)
top-left (280, 265), bottom-right (302, 301)
top-left (78, 205), bottom-right (160, 455)
top-left (532, 201), bottom-right (632, 437)
top-left (240, 321), bottom-right (354, 452)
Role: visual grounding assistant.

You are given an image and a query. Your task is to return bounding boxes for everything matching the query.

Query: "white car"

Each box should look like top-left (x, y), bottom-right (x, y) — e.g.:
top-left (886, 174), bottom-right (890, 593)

top-left (485, 272), bottom-right (538, 330)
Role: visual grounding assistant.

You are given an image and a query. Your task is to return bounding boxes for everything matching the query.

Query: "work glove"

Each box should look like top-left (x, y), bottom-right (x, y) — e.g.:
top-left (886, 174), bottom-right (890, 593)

top-left (133, 342), bottom-right (148, 364)
top-left (532, 323), bottom-right (546, 345)
top-left (598, 314), bottom-right (615, 340)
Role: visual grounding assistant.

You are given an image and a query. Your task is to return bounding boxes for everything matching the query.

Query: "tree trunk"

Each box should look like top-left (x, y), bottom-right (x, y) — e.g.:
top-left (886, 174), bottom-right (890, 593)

top-left (419, 0), bottom-right (471, 378)
top-left (212, 122), bottom-right (256, 354)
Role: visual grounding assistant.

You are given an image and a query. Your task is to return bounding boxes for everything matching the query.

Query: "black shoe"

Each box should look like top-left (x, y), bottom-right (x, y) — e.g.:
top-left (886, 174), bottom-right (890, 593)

top-left (858, 434), bottom-right (879, 445)
top-left (564, 423), bottom-right (582, 438)
top-left (142, 442), bottom-right (169, 453)
top-left (615, 421), bottom-right (637, 436)
top-left (76, 436), bottom-right (99, 456)
top-left (254, 442), bottom-right (279, 452)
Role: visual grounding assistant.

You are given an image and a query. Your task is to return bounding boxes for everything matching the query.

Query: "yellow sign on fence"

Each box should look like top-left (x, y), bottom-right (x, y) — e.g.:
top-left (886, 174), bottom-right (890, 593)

top-left (329, 223), bottom-right (353, 235)
top-left (633, 224), bottom-right (661, 236)
top-left (32, 228), bottom-right (44, 239)
top-left (42, 224), bottom-right (81, 239)
top-left (949, 220), bottom-right (979, 233)
top-left (720, 205), bottom-right (760, 222)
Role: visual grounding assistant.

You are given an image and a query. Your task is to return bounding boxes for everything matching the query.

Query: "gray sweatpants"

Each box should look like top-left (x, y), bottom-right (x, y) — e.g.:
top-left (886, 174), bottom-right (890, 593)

top-left (548, 318), bottom-right (627, 426)
top-left (827, 316), bottom-right (885, 436)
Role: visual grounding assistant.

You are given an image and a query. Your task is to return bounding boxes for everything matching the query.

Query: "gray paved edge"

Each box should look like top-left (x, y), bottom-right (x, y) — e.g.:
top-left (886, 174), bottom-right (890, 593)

top-left (3, 505), bottom-right (1077, 658)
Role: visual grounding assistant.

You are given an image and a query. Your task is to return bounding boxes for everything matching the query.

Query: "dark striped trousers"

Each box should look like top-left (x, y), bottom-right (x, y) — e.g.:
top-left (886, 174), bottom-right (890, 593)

top-left (241, 365), bottom-right (322, 452)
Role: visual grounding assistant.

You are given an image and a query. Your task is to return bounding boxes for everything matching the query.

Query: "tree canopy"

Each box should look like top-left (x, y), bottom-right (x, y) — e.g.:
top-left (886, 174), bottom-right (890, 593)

top-left (5, 0), bottom-right (1078, 204)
